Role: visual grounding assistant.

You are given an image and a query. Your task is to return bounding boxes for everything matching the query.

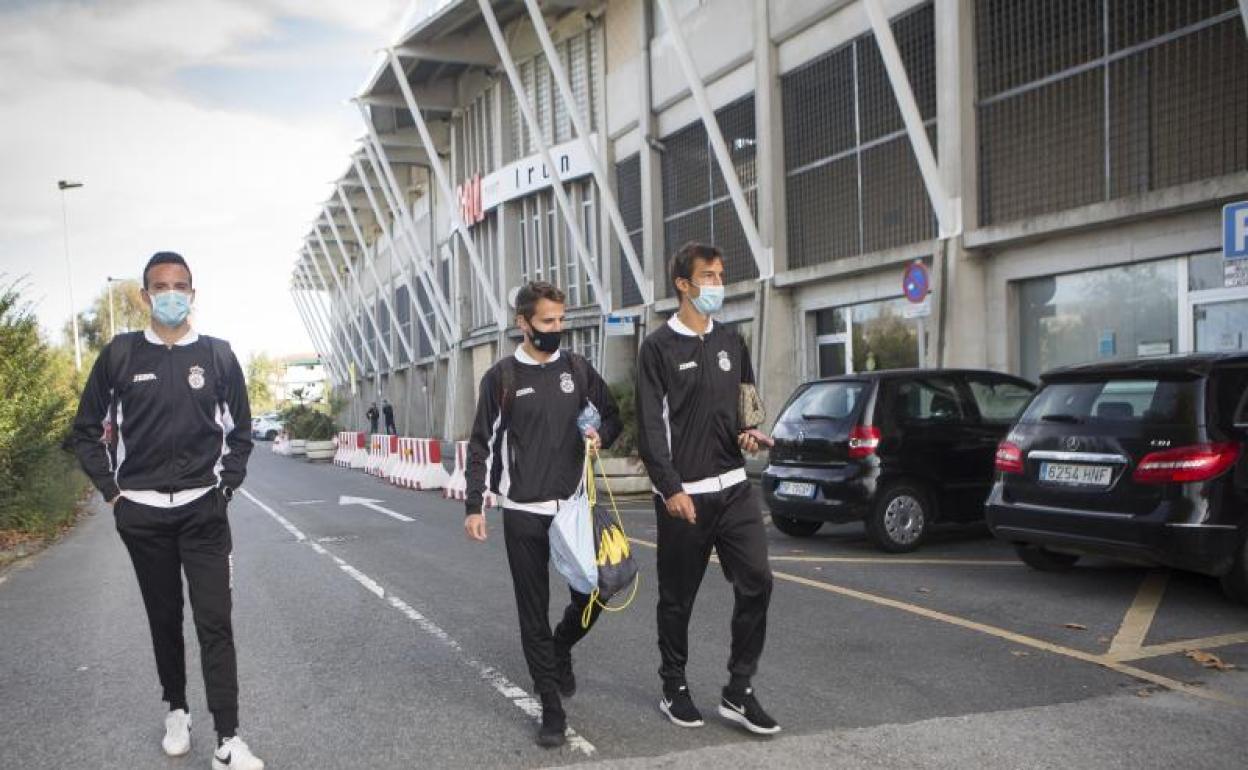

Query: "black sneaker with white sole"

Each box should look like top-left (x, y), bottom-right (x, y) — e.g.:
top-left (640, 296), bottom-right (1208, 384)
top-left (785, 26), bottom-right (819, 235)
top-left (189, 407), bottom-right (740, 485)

top-left (659, 684), bottom-right (704, 728)
top-left (719, 687), bottom-right (781, 735)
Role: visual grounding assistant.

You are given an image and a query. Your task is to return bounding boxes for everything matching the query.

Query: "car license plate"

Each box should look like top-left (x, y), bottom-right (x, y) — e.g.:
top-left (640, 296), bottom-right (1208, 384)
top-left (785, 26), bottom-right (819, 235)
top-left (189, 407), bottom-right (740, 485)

top-left (1039, 462), bottom-right (1113, 488)
top-left (776, 481), bottom-right (817, 498)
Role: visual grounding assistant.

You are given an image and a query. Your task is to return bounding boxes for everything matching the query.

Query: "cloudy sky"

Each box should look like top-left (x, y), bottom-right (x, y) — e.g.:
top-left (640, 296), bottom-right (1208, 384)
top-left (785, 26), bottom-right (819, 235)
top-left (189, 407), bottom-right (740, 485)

top-left (0, 0), bottom-right (414, 364)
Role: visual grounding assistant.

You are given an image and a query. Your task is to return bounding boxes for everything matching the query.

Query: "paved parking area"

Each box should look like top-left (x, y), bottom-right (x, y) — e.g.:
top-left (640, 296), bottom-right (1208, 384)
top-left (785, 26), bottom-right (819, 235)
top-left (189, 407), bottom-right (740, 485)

top-left (614, 495), bottom-right (1248, 707)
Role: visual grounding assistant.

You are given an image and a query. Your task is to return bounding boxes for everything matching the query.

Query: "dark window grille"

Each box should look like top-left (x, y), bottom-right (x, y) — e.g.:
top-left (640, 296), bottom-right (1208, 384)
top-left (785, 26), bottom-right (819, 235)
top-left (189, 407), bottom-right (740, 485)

top-left (976, 0), bottom-right (1247, 225)
top-left (781, 3), bottom-right (937, 270)
top-left (660, 96), bottom-right (759, 294)
top-left (615, 154), bottom-right (644, 307)
top-left (395, 285), bottom-right (412, 365)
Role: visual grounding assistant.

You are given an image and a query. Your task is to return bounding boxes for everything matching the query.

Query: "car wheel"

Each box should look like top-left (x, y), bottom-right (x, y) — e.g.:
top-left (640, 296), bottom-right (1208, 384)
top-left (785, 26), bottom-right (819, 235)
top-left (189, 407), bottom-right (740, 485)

top-left (771, 514), bottom-right (822, 538)
top-left (866, 483), bottom-right (929, 553)
top-left (1014, 544), bottom-right (1080, 572)
top-left (1219, 537), bottom-right (1248, 605)
top-left (265, 430), bottom-right (277, 441)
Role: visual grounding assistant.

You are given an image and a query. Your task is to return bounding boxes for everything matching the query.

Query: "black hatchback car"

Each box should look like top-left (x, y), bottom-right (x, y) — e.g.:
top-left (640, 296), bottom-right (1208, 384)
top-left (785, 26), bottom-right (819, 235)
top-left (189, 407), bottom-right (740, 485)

top-left (762, 369), bottom-right (1035, 552)
top-left (986, 354), bottom-right (1248, 602)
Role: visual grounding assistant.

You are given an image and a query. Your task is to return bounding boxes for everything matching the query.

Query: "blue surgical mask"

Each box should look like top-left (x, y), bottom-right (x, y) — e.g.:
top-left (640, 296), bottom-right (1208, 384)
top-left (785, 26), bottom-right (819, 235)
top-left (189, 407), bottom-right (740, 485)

top-left (690, 283), bottom-right (724, 315)
top-left (151, 291), bottom-right (191, 327)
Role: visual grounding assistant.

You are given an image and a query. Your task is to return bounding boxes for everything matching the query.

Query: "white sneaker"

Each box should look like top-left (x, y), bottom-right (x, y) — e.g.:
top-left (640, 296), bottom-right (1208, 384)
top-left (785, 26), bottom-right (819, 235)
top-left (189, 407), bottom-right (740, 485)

top-left (212, 736), bottom-right (265, 770)
top-left (162, 709), bottom-right (192, 757)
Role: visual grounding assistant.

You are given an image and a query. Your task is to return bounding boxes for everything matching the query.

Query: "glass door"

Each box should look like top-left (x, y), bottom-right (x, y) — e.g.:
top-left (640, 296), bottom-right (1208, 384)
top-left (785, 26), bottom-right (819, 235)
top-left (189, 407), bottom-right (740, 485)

top-left (1193, 295), bottom-right (1248, 353)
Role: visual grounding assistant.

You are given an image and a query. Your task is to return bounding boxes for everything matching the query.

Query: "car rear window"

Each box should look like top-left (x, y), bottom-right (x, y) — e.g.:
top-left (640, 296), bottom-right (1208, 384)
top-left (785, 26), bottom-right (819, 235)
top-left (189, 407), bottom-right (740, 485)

top-left (780, 381), bottom-right (868, 422)
top-left (1021, 378), bottom-right (1201, 425)
top-left (966, 377), bottom-right (1035, 423)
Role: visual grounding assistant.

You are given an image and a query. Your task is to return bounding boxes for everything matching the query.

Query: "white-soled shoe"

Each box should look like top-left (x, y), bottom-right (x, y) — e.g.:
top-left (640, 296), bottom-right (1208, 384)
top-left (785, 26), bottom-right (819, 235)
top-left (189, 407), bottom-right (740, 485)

top-left (162, 709), bottom-right (192, 757)
top-left (212, 736), bottom-right (265, 770)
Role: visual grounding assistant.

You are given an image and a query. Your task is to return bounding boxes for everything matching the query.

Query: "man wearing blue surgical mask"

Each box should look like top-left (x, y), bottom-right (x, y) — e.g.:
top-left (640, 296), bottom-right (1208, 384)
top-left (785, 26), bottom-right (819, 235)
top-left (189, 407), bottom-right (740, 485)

top-left (636, 241), bottom-right (779, 737)
top-left (70, 252), bottom-right (265, 770)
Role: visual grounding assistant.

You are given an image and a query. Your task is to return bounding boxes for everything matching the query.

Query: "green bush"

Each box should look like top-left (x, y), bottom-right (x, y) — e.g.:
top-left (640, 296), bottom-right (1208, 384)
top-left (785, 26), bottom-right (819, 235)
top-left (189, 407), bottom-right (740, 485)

top-left (605, 381), bottom-right (638, 458)
top-left (281, 404), bottom-right (337, 441)
top-left (0, 281), bottom-right (89, 535)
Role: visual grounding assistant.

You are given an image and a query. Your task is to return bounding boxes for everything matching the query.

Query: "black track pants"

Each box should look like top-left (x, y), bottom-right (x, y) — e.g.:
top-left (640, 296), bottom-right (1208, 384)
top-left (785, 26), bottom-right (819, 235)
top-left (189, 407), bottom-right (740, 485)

top-left (114, 489), bottom-right (239, 734)
top-left (502, 508), bottom-right (603, 696)
top-left (654, 482), bottom-right (773, 689)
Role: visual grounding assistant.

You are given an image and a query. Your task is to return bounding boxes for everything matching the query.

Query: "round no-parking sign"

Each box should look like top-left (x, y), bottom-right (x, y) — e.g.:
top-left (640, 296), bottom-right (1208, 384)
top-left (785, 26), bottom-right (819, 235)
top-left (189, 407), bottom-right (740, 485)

top-left (903, 261), bottom-right (930, 304)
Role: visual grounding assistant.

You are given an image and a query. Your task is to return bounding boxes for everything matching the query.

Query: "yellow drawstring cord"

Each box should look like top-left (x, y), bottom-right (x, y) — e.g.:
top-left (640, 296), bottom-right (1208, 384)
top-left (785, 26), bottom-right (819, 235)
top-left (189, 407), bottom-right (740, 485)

top-left (581, 439), bottom-right (640, 628)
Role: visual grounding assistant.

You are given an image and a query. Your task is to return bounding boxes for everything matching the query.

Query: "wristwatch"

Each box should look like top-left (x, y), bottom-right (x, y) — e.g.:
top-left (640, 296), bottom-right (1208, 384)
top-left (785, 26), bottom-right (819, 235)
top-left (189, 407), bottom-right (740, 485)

top-left (220, 485), bottom-right (234, 502)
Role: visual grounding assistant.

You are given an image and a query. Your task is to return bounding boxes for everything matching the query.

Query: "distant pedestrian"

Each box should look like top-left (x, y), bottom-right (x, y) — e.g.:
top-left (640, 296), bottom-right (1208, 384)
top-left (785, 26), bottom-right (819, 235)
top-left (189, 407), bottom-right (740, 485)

top-left (70, 251), bottom-right (266, 769)
top-left (366, 402), bottom-right (379, 434)
top-left (383, 399), bottom-right (397, 435)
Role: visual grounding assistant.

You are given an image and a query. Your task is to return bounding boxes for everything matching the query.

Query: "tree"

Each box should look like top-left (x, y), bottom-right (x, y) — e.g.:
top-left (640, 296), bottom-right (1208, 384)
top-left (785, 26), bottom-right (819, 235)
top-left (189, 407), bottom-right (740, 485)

top-left (245, 352), bottom-right (281, 415)
top-left (61, 279), bottom-right (147, 353)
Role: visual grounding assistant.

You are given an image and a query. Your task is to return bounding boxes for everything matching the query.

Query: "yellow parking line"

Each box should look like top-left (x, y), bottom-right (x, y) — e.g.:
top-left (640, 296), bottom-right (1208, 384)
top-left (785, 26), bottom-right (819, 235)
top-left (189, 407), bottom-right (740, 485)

top-left (769, 555), bottom-right (1021, 566)
top-left (627, 536), bottom-right (1245, 706)
top-left (1107, 570), bottom-right (1170, 657)
top-left (1107, 631), bottom-right (1248, 663)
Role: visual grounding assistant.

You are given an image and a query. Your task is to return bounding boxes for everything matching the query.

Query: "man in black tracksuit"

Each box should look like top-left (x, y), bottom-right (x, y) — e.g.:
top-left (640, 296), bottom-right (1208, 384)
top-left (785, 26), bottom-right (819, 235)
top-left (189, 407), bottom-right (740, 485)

top-left (636, 242), bottom-right (780, 736)
top-left (70, 253), bottom-right (265, 770)
top-left (464, 281), bottom-right (621, 748)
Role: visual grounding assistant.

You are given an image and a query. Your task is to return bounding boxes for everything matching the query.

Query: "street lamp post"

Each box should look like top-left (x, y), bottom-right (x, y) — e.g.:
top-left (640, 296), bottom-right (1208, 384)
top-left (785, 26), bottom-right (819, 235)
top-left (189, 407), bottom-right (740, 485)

top-left (106, 276), bottom-right (126, 338)
top-left (58, 180), bottom-right (84, 370)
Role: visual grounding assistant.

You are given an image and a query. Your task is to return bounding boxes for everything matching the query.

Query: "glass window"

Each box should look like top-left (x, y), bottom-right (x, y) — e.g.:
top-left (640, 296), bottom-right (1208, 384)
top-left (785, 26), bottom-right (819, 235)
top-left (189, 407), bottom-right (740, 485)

top-left (1020, 379), bottom-right (1200, 426)
top-left (850, 298), bottom-right (919, 373)
top-left (1018, 259), bottom-right (1179, 381)
top-left (1189, 251), bottom-right (1229, 292)
top-left (779, 381), bottom-right (868, 423)
top-left (967, 377), bottom-right (1035, 423)
top-left (893, 377), bottom-right (966, 423)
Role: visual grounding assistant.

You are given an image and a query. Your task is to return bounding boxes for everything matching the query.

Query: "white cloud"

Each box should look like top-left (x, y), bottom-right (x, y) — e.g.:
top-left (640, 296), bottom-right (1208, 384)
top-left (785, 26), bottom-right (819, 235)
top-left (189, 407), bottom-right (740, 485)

top-left (0, 0), bottom-right (410, 365)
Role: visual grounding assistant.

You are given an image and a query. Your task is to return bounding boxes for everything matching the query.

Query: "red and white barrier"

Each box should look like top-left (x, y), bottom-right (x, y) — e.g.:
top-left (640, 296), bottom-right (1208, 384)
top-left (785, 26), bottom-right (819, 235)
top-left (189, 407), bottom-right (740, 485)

top-left (380, 435), bottom-right (402, 479)
top-left (416, 439), bottom-right (450, 491)
top-left (444, 440), bottom-right (468, 500)
top-left (350, 433), bottom-right (368, 469)
top-left (334, 432), bottom-right (363, 467)
top-left (365, 434), bottom-right (386, 476)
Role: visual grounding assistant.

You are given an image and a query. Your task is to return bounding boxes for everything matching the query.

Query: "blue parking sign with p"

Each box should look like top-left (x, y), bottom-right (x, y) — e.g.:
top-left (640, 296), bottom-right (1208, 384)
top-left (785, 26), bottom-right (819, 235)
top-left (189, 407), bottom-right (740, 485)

top-left (1225, 202), bottom-right (1248, 261)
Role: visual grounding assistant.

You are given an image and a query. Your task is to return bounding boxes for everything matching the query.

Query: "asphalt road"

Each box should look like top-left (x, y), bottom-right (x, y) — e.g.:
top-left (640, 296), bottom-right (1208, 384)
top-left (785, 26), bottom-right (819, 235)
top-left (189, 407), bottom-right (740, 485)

top-left (3, 447), bottom-right (1247, 768)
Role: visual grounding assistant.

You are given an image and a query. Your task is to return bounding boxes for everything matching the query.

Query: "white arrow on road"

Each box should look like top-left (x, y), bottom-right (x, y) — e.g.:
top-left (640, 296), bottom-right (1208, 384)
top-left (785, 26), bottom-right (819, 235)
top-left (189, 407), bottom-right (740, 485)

top-left (338, 495), bottom-right (414, 522)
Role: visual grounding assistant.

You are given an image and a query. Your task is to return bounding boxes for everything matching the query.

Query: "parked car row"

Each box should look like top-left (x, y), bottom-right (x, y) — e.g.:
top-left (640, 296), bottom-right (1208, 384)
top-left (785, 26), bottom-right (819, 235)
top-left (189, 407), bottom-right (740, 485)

top-left (761, 353), bottom-right (1248, 603)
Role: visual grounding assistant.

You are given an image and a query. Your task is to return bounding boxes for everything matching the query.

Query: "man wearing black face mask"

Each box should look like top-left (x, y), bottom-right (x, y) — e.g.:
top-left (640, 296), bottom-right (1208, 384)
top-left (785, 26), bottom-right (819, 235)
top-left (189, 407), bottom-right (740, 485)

top-left (464, 281), bottom-right (622, 748)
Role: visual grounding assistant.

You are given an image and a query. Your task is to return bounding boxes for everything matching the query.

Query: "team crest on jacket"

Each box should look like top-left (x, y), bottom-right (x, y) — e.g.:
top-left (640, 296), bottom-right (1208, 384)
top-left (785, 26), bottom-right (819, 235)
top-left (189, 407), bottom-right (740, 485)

top-left (718, 350), bottom-right (731, 372)
top-left (188, 365), bottom-right (205, 390)
top-left (559, 372), bottom-right (575, 394)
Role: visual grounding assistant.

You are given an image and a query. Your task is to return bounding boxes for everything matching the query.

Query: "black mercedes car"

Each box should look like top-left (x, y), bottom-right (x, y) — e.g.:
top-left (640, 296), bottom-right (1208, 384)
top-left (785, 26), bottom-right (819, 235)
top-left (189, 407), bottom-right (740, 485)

top-left (986, 354), bottom-right (1248, 602)
top-left (762, 369), bottom-right (1035, 552)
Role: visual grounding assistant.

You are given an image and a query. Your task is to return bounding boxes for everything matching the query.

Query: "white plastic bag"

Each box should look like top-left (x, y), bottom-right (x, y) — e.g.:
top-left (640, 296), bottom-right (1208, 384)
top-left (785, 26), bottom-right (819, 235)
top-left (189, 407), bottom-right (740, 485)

top-left (549, 456), bottom-right (598, 595)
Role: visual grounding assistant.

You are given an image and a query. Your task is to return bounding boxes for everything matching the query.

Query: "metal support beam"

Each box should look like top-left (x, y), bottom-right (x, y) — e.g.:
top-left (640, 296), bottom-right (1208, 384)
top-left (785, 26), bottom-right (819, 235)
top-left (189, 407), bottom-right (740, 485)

top-left (466, 7), bottom-right (612, 313)
top-left (316, 221), bottom-right (396, 371)
top-left (306, 234), bottom-right (380, 373)
top-left (290, 287), bottom-right (344, 386)
top-left (356, 117), bottom-right (458, 335)
top-left (653, 0), bottom-right (773, 279)
top-left (323, 210), bottom-right (403, 369)
top-left (519, 0), bottom-right (653, 306)
top-left (353, 140), bottom-right (458, 344)
top-left (336, 182), bottom-right (433, 363)
top-left (297, 258), bottom-right (362, 375)
top-left (862, 0), bottom-right (960, 238)
top-left (383, 50), bottom-right (509, 328)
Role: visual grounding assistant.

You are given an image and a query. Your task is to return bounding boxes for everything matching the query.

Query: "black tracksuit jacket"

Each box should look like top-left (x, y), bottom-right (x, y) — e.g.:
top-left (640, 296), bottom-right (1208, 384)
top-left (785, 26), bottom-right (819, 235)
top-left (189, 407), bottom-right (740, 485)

top-left (70, 331), bottom-right (253, 503)
top-left (636, 318), bottom-right (755, 498)
top-left (465, 350), bottom-right (621, 515)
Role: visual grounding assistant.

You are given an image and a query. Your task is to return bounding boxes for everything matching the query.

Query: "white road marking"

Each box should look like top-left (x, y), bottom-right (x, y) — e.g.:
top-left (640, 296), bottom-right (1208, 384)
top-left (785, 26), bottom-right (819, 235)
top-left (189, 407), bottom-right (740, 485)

top-left (338, 495), bottom-right (414, 523)
top-left (286, 500), bottom-right (325, 505)
top-left (238, 488), bottom-right (596, 755)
